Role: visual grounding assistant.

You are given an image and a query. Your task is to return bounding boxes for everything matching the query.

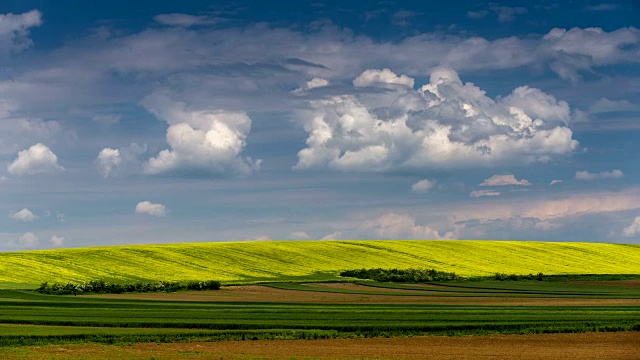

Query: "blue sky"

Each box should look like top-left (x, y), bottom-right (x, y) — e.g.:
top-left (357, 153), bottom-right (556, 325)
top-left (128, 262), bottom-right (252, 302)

top-left (1, 0), bottom-right (640, 250)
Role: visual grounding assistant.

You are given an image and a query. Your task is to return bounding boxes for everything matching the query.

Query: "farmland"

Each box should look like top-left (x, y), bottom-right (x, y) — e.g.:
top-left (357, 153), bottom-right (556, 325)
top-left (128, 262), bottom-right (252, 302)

top-left (0, 240), bottom-right (639, 359)
top-left (0, 278), bottom-right (639, 347)
top-left (1, 240), bottom-right (640, 287)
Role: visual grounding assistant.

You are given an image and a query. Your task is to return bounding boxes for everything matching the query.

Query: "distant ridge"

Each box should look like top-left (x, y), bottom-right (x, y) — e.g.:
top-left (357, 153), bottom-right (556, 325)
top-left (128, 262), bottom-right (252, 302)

top-left (1, 240), bottom-right (639, 288)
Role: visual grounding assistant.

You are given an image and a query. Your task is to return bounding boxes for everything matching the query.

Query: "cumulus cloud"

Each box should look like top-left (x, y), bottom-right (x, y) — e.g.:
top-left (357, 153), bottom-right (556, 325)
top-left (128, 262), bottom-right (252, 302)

top-left (353, 68), bottom-right (415, 88)
top-left (296, 68), bottom-right (577, 172)
top-left (11, 208), bottom-right (36, 222)
top-left (16, 232), bottom-right (38, 248)
top-left (0, 10), bottom-right (42, 53)
top-left (356, 212), bottom-right (452, 239)
top-left (480, 174), bottom-right (531, 186)
top-left (49, 235), bottom-right (64, 247)
top-left (575, 169), bottom-right (623, 180)
top-left (411, 179), bottom-right (436, 193)
top-left (7, 143), bottom-right (64, 176)
top-left (550, 179), bottom-right (562, 185)
top-left (96, 148), bottom-right (122, 178)
top-left (293, 78), bottom-right (330, 94)
top-left (470, 190), bottom-right (501, 198)
top-left (135, 201), bottom-right (167, 217)
top-left (623, 217), bottom-right (640, 237)
top-left (141, 91), bottom-right (261, 176)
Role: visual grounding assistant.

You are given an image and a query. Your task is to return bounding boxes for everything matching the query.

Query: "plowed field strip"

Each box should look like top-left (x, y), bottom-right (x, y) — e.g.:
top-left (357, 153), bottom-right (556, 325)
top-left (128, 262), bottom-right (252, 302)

top-left (2, 332), bottom-right (638, 360)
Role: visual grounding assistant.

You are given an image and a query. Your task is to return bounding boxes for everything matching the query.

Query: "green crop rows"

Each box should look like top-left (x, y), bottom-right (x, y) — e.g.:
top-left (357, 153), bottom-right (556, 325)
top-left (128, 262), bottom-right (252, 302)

top-left (0, 277), bottom-right (639, 347)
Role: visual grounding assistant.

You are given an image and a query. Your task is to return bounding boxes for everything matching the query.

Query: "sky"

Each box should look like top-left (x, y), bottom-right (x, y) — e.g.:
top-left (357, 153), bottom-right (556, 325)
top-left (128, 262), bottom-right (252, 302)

top-left (1, 0), bottom-right (640, 250)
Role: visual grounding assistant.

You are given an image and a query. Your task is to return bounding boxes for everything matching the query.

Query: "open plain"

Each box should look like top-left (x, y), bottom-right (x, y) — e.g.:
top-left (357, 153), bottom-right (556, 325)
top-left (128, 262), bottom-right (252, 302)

top-left (0, 240), bottom-right (639, 359)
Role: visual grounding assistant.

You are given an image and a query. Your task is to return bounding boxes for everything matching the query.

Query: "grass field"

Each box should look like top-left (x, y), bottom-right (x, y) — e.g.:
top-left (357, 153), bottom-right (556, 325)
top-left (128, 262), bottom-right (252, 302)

top-left (1, 240), bottom-right (639, 287)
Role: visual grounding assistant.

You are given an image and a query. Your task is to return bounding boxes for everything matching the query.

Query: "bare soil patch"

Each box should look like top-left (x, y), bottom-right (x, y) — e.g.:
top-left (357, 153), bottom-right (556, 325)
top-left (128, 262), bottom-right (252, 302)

top-left (3, 332), bottom-right (638, 360)
top-left (93, 285), bottom-right (640, 306)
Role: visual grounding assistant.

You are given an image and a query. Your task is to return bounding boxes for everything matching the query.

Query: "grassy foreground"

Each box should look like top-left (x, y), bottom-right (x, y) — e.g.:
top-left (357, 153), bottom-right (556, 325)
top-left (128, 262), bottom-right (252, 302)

top-left (1, 240), bottom-right (639, 287)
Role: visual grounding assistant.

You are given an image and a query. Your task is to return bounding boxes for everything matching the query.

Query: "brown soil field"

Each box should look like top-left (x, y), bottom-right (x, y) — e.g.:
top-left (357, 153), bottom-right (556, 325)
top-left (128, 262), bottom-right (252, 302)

top-left (567, 280), bottom-right (640, 288)
top-left (2, 332), bottom-right (638, 360)
top-left (94, 285), bottom-right (640, 306)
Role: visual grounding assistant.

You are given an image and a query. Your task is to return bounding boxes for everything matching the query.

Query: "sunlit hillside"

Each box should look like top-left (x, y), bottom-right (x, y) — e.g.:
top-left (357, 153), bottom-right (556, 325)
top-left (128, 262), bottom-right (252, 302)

top-left (1, 240), bottom-right (639, 288)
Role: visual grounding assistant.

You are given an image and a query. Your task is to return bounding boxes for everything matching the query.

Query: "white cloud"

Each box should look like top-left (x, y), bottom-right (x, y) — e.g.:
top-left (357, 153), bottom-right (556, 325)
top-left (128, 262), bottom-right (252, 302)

top-left (356, 212), bottom-right (453, 239)
top-left (470, 190), bottom-right (501, 198)
top-left (353, 68), bottom-right (415, 88)
top-left (455, 188), bottom-right (640, 222)
top-left (135, 201), bottom-right (167, 217)
top-left (154, 13), bottom-right (219, 27)
top-left (589, 98), bottom-right (640, 114)
top-left (542, 27), bottom-right (640, 81)
top-left (550, 179), bottom-right (562, 185)
top-left (7, 143), bottom-right (64, 176)
top-left (623, 217), bottom-right (640, 237)
top-left (320, 231), bottom-right (341, 240)
top-left (96, 148), bottom-right (121, 178)
top-left (480, 174), bottom-right (531, 186)
top-left (11, 208), bottom-right (36, 222)
top-left (49, 235), bottom-right (64, 247)
top-left (16, 232), bottom-right (38, 248)
top-left (289, 231), bottom-right (310, 239)
top-left (0, 10), bottom-right (42, 53)
top-left (305, 78), bottom-right (329, 90)
top-left (293, 78), bottom-right (330, 94)
top-left (296, 68), bottom-right (577, 172)
top-left (411, 179), bottom-right (436, 193)
top-left (575, 169), bottom-right (623, 181)
top-left (501, 86), bottom-right (571, 126)
top-left (141, 91), bottom-right (261, 176)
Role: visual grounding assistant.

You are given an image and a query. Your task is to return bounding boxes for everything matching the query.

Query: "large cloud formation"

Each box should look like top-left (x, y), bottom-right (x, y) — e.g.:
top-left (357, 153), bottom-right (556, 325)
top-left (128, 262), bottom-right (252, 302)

top-left (141, 92), bottom-right (261, 176)
top-left (296, 68), bottom-right (578, 172)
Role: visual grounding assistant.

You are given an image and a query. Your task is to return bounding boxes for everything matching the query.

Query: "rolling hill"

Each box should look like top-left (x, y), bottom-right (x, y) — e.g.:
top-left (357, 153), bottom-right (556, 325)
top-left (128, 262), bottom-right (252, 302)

top-left (1, 240), bottom-right (639, 288)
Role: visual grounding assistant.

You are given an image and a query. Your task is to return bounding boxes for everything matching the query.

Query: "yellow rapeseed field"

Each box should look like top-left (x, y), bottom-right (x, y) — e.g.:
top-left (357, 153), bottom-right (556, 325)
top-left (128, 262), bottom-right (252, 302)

top-left (0, 240), bottom-right (639, 287)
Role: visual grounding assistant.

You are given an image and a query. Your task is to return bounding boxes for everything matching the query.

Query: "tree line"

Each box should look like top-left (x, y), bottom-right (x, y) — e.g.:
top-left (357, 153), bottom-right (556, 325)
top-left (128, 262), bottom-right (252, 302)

top-left (340, 268), bottom-right (460, 282)
top-left (36, 279), bottom-right (221, 295)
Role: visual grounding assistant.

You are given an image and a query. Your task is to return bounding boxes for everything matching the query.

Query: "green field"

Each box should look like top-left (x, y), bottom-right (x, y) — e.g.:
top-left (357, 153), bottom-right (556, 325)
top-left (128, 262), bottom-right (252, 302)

top-left (1, 240), bottom-right (639, 287)
top-left (0, 279), bottom-right (639, 348)
top-left (0, 240), bottom-right (638, 352)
